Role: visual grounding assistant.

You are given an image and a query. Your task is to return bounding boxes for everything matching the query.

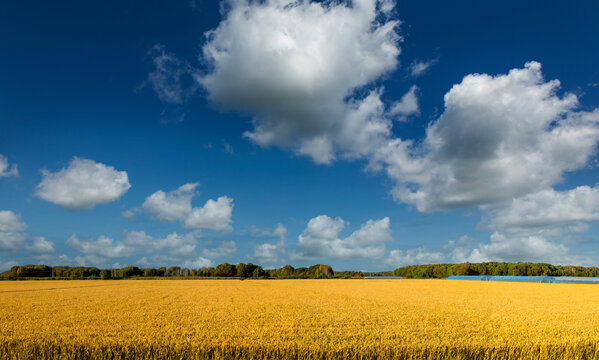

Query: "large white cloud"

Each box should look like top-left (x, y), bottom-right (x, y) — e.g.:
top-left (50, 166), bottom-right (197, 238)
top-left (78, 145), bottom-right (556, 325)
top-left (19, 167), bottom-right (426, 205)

top-left (199, 0), bottom-right (400, 164)
top-left (292, 215), bottom-right (391, 260)
top-left (375, 62), bottom-right (599, 213)
top-left (35, 158), bottom-right (131, 210)
top-left (146, 0), bottom-right (599, 265)
top-left (199, 4), bottom-right (599, 217)
top-left (380, 63), bottom-right (599, 265)
top-left (140, 183), bottom-right (234, 231)
top-left (0, 155), bottom-right (18, 178)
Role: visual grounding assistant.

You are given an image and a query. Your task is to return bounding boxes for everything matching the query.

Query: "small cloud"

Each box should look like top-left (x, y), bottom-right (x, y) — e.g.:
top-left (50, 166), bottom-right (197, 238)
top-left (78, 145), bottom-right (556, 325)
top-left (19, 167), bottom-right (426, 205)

top-left (202, 240), bottom-right (237, 259)
top-left (145, 44), bottom-right (199, 105)
top-left (25, 236), bottom-right (55, 254)
top-left (35, 157), bottom-right (130, 210)
top-left (160, 106), bottom-right (186, 124)
top-left (0, 260), bottom-right (18, 271)
top-left (183, 257), bottom-right (214, 269)
top-left (384, 247), bottom-right (445, 267)
top-left (408, 58), bottom-right (437, 78)
top-left (141, 183), bottom-right (234, 231)
top-left (223, 142), bottom-right (234, 154)
top-left (122, 208), bottom-right (140, 219)
top-left (254, 240), bottom-right (286, 263)
top-left (67, 234), bottom-right (133, 259)
top-left (250, 223), bottom-right (287, 240)
top-left (388, 85), bottom-right (419, 122)
top-left (0, 155), bottom-right (18, 178)
top-left (0, 210), bottom-right (27, 232)
top-left (292, 215), bottom-right (391, 261)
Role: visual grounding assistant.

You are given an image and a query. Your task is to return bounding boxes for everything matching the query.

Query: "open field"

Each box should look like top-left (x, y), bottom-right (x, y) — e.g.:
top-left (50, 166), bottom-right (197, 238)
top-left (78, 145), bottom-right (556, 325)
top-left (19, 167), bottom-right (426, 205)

top-left (1, 279), bottom-right (599, 359)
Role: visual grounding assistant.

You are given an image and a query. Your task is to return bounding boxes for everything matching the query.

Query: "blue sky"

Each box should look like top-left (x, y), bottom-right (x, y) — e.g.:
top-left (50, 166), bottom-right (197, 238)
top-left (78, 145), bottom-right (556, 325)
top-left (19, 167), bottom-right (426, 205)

top-left (1, 0), bottom-right (599, 271)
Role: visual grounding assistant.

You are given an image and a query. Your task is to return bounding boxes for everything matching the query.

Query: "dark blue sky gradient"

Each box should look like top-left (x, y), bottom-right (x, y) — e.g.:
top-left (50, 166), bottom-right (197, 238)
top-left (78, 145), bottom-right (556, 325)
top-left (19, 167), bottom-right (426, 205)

top-left (1, 0), bottom-right (598, 269)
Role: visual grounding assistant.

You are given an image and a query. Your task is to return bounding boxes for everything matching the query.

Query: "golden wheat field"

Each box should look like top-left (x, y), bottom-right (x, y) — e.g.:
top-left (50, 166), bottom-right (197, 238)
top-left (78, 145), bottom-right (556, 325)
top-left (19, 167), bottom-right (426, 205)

top-left (1, 279), bottom-right (599, 359)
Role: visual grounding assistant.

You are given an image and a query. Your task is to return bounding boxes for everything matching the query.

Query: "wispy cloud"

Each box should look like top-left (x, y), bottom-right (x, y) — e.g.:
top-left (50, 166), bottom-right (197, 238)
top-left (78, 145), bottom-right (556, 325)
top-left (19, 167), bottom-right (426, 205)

top-left (408, 58), bottom-right (437, 77)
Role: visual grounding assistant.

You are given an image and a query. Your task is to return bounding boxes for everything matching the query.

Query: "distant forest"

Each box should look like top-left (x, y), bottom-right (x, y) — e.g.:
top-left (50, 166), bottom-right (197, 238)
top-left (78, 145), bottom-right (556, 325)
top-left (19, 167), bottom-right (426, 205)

top-left (394, 262), bottom-right (599, 278)
top-left (2, 262), bottom-right (599, 280)
top-left (0, 263), bottom-right (366, 280)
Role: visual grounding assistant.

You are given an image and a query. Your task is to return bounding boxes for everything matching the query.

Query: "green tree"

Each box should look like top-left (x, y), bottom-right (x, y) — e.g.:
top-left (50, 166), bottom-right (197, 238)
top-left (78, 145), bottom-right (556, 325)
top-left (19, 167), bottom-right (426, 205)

top-left (166, 266), bottom-right (181, 277)
top-left (215, 263), bottom-right (237, 277)
top-left (100, 269), bottom-right (111, 280)
top-left (252, 267), bottom-right (266, 278)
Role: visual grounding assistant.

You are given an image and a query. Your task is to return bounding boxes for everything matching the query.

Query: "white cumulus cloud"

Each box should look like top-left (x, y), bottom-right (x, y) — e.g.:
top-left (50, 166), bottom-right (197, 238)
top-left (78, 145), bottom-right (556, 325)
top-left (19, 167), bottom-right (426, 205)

top-left (0, 155), bottom-right (18, 178)
top-left (375, 62), bottom-right (599, 213)
top-left (388, 85), bottom-right (419, 122)
top-left (141, 183), bottom-right (234, 231)
top-left (0, 210), bottom-right (27, 232)
top-left (254, 240), bottom-right (286, 263)
top-left (467, 232), bottom-right (581, 265)
top-left (0, 211), bottom-right (27, 251)
top-left (35, 158), bottom-right (131, 210)
top-left (451, 186), bottom-right (599, 266)
top-left (0, 231), bottom-right (27, 252)
top-left (25, 236), bottom-right (55, 254)
top-left (293, 215), bottom-right (391, 260)
top-left (486, 186), bottom-right (599, 234)
top-left (185, 196), bottom-right (234, 231)
top-left (142, 183), bottom-right (198, 222)
top-left (200, 0), bottom-right (401, 164)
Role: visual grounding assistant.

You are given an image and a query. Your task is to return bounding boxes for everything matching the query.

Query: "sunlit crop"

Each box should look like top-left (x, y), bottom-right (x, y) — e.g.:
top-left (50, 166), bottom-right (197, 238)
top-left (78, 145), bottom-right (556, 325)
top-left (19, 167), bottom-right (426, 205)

top-left (1, 279), bottom-right (599, 359)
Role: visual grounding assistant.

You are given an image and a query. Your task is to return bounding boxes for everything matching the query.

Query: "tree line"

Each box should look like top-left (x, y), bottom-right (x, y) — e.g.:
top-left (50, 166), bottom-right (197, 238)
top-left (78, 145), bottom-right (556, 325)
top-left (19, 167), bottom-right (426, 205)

top-left (0, 263), bottom-right (365, 280)
top-left (4, 262), bottom-right (599, 280)
top-left (393, 262), bottom-right (599, 278)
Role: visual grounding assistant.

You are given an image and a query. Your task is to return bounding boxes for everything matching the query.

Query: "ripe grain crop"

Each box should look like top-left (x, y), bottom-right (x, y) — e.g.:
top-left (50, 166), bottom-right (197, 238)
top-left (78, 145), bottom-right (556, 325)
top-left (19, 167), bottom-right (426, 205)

top-left (1, 279), bottom-right (599, 359)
